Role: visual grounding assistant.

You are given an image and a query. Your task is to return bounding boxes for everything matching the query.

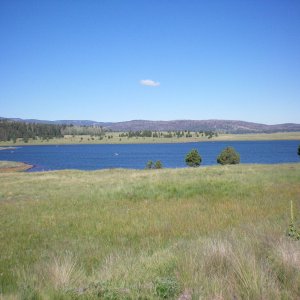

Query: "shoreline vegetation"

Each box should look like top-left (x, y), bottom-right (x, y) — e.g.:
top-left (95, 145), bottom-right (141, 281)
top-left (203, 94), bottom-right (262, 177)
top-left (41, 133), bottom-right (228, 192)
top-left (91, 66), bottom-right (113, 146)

top-left (0, 163), bottom-right (299, 298)
top-left (0, 131), bottom-right (299, 146)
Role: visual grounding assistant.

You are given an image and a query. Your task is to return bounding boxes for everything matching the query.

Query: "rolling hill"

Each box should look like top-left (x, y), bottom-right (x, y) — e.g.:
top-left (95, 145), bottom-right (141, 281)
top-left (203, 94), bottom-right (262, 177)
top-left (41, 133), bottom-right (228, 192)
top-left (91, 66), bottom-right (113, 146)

top-left (1, 117), bottom-right (300, 133)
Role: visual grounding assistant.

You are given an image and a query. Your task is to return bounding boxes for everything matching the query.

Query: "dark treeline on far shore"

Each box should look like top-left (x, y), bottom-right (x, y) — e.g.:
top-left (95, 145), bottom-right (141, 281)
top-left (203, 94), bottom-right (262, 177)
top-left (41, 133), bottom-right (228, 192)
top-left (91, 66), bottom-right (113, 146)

top-left (0, 120), bottom-right (106, 142)
top-left (0, 119), bottom-right (218, 143)
top-left (120, 130), bottom-right (218, 138)
top-left (0, 120), bottom-right (65, 142)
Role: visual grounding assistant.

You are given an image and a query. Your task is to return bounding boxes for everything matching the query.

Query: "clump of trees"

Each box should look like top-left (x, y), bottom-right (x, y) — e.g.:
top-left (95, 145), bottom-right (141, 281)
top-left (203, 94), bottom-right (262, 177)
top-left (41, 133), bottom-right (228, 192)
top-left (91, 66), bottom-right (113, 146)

top-left (146, 160), bottom-right (163, 169)
top-left (61, 125), bottom-right (105, 136)
top-left (121, 130), bottom-right (153, 138)
top-left (185, 149), bottom-right (202, 167)
top-left (217, 147), bottom-right (240, 165)
top-left (118, 130), bottom-right (218, 139)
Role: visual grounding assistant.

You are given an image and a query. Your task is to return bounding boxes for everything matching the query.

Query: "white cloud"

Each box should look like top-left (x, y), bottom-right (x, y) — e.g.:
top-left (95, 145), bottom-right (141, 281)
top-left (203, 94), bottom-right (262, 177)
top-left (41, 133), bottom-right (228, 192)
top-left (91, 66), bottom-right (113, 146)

top-left (140, 79), bottom-right (160, 87)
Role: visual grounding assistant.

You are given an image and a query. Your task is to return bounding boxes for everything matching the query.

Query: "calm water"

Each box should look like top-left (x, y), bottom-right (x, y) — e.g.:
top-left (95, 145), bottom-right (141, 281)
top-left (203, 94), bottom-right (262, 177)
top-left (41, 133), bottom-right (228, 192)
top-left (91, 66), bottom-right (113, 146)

top-left (0, 141), bottom-right (299, 172)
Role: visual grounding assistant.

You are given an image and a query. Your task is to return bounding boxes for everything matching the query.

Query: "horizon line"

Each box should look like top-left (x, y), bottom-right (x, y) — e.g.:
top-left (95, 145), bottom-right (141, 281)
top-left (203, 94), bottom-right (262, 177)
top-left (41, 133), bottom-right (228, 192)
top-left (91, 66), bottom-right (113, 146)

top-left (1, 116), bottom-right (299, 126)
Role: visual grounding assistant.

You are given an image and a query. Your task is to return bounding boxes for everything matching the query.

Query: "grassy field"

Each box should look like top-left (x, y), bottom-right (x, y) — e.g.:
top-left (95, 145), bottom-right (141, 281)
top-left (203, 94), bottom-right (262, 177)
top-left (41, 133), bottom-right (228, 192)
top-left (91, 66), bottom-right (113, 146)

top-left (0, 164), bottom-right (300, 299)
top-left (0, 131), bottom-right (299, 146)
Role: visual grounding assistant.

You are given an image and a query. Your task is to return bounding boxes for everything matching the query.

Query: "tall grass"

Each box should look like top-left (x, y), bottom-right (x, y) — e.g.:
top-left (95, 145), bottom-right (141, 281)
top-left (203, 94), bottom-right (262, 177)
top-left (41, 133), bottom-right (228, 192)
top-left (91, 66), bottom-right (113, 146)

top-left (0, 164), bottom-right (299, 298)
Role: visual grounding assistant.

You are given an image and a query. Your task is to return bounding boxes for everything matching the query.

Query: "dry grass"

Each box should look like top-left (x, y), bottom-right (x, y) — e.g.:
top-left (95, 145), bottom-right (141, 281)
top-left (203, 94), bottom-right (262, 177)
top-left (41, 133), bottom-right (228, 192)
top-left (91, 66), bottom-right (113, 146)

top-left (276, 238), bottom-right (300, 270)
top-left (45, 253), bottom-right (83, 290)
top-left (0, 161), bottom-right (32, 172)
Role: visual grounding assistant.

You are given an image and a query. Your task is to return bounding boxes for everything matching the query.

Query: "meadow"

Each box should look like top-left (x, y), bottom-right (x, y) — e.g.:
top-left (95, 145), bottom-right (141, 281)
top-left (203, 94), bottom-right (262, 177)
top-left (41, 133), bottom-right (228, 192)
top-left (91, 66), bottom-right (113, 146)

top-left (0, 164), bottom-right (300, 299)
top-left (0, 131), bottom-right (300, 146)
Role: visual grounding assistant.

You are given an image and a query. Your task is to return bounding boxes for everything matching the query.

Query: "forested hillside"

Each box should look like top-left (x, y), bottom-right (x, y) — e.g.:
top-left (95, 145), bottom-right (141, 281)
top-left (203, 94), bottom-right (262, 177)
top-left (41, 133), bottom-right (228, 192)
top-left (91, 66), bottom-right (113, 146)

top-left (2, 117), bottom-right (300, 133)
top-left (0, 120), bottom-right (65, 142)
top-left (0, 120), bottom-right (108, 142)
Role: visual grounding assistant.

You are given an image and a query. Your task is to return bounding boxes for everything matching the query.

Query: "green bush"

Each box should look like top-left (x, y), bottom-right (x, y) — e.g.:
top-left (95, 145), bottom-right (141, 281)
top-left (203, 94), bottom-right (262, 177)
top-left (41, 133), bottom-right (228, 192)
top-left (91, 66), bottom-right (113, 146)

top-left (154, 160), bottom-right (163, 169)
top-left (155, 277), bottom-right (179, 299)
top-left (185, 149), bottom-right (201, 167)
top-left (217, 147), bottom-right (240, 165)
top-left (146, 160), bottom-right (163, 169)
top-left (146, 160), bottom-right (154, 169)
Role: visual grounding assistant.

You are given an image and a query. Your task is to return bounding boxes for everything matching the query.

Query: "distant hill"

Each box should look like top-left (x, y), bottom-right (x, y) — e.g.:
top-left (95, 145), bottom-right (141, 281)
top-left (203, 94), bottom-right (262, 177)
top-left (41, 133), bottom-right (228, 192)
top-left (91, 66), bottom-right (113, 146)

top-left (1, 117), bottom-right (300, 133)
top-left (105, 119), bottom-right (300, 133)
top-left (0, 117), bottom-right (112, 127)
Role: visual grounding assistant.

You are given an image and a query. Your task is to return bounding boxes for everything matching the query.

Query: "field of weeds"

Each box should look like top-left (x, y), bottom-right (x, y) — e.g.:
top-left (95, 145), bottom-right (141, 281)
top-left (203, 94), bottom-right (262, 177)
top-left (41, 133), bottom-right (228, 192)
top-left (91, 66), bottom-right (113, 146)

top-left (0, 164), bottom-right (299, 299)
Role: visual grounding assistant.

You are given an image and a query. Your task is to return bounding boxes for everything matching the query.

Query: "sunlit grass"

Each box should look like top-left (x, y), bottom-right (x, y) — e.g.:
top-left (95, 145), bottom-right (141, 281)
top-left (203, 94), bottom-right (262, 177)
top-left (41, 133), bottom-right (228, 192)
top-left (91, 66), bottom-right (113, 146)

top-left (0, 164), bottom-right (300, 298)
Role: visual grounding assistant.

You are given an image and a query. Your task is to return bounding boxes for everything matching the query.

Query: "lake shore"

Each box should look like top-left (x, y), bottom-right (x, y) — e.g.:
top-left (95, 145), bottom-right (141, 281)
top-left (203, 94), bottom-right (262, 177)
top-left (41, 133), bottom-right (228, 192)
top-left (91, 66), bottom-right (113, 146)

top-left (0, 131), bottom-right (299, 146)
top-left (0, 160), bottom-right (33, 172)
top-left (1, 140), bottom-right (299, 171)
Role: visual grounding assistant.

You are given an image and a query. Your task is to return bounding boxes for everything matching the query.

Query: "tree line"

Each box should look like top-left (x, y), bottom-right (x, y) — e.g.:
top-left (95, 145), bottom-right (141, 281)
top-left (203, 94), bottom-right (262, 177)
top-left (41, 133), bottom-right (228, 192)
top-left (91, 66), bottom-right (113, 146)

top-left (0, 120), bottom-right (220, 143)
top-left (0, 121), bottom-right (108, 142)
top-left (61, 125), bottom-right (105, 136)
top-left (0, 120), bottom-right (65, 142)
top-left (120, 130), bottom-right (218, 138)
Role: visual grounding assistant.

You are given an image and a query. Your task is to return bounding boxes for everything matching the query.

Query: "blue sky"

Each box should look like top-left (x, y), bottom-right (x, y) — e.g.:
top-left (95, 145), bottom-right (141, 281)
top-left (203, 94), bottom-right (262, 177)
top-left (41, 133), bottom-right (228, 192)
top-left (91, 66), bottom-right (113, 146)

top-left (0, 0), bottom-right (299, 124)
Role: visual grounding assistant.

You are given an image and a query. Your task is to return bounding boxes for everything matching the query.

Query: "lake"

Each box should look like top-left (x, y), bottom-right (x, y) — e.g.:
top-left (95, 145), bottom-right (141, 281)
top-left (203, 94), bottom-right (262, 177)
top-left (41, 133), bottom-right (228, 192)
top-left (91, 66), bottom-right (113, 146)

top-left (0, 140), bottom-right (299, 172)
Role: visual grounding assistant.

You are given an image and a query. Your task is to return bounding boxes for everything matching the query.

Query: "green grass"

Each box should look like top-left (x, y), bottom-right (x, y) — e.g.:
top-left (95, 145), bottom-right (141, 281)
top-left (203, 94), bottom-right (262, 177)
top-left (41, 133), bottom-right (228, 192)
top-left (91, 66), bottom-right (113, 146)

top-left (0, 131), bottom-right (299, 146)
top-left (0, 164), bottom-right (300, 299)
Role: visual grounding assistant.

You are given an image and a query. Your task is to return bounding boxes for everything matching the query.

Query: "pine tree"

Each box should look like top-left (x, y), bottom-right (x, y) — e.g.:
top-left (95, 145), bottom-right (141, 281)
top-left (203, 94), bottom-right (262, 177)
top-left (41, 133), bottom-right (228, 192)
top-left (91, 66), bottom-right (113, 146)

top-left (217, 147), bottom-right (240, 165)
top-left (185, 149), bottom-right (201, 167)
